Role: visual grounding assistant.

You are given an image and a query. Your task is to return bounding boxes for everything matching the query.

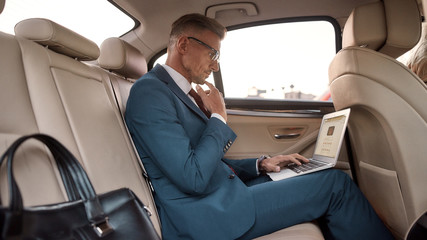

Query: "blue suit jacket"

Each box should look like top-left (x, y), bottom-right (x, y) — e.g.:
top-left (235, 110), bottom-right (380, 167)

top-left (125, 65), bottom-right (258, 239)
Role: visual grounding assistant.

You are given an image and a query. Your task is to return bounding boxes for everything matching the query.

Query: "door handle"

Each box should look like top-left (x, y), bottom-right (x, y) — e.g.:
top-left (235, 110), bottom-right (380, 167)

top-left (274, 133), bottom-right (301, 139)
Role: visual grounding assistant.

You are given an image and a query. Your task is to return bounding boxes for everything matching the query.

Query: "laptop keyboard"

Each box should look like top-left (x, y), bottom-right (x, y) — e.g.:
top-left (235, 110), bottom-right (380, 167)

top-left (287, 160), bottom-right (327, 174)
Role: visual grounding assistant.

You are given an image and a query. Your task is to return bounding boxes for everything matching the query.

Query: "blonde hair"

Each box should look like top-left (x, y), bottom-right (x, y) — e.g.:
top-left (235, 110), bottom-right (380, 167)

top-left (407, 41), bottom-right (427, 82)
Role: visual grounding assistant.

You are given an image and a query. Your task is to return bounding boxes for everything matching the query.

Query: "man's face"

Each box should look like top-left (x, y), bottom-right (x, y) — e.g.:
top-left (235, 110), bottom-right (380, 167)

top-left (182, 30), bottom-right (221, 85)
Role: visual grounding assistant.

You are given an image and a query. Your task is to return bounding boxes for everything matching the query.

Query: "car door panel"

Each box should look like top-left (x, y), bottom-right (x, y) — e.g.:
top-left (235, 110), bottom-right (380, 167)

top-left (226, 111), bottom-right (321, 159)
top-left (225, 108), bottom-right (352, 175)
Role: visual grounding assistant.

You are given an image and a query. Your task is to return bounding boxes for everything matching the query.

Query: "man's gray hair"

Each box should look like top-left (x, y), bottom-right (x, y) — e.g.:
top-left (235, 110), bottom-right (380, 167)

top-left (168, 13), bottom-right (226, 48)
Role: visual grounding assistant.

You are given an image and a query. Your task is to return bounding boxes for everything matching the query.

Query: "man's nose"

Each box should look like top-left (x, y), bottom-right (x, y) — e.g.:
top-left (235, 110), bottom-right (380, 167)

top-left (211, 60), bottom-right (220, 72)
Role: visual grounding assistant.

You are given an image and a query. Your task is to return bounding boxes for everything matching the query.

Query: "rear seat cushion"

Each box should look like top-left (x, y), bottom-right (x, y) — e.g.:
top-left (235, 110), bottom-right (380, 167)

top-left (14, 18), bottom-right (99, 61)
top-left (254, 223), bottom-right (324, 240)
top-left (98, 37), bottom-right (147, 79)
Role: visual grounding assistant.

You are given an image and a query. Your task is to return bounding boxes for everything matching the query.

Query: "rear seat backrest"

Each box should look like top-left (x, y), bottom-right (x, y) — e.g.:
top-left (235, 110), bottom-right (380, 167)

top-left (0, 18), bottom-right (161, 234)
top-left (98, 37), bottom-right (147, 114)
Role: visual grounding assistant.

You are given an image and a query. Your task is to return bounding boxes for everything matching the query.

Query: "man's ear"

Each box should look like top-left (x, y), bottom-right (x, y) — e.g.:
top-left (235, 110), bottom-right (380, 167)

top-left (176, 36), bottom-right (189, 55)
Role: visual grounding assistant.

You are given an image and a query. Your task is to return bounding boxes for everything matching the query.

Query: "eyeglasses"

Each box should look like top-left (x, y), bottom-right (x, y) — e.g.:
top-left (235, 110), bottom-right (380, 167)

top-left (187, 37), bottom-right (220, 62)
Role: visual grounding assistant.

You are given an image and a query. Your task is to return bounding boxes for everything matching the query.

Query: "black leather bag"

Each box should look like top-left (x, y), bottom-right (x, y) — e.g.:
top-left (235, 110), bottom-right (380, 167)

top-left (0, 134), bottom-right (161, 240)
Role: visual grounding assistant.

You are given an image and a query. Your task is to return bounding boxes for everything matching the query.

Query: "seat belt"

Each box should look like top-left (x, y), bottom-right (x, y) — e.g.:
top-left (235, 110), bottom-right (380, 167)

top-left (107, 76), bottom-right (155, 195)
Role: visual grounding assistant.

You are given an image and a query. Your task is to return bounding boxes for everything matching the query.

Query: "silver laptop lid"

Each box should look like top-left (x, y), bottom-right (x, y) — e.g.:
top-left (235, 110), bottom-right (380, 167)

top-left (312, 108), bottom-right (351, 163)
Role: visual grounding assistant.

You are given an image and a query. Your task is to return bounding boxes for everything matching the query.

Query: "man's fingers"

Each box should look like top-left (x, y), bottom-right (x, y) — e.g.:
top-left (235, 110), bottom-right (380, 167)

top-left (195, 85), bottom-right (206, 98)
top-left (293, 153), bottom-right (310, 163)
top-left (261, 154), bottom-right (310, 173)
top-left (276, 154), bottom-right (309, 166)
top-left (204, 81), bottom-right (215, 89)
top-left (291, 157), bottom-right (303, 165)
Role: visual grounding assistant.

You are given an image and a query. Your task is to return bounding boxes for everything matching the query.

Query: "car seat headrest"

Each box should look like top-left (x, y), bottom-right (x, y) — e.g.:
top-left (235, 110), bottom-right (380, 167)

top-left (14, 18), bottom-right (100, 61)
top-left (98, 37), bottom-right (147, 79)
top-left (343, 0), bottom-right (421, 59)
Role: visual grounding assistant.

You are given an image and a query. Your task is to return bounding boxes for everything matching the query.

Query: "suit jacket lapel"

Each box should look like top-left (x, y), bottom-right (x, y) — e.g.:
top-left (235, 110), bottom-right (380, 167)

top-left (152, 65), bottom-right (209, 121)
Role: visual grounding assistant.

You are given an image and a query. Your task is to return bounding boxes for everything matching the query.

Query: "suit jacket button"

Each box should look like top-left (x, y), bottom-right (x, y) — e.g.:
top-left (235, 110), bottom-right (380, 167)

top-left (228, 174), bottom-right (235, 179)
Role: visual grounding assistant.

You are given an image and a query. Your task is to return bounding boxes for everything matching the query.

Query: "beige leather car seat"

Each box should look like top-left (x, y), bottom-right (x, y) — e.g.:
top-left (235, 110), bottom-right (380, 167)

top-left (0, 18), bottom-right (161, 235)
top-left (98, 37), bottom-right (147, 115)
top-left (329, 0), bottom-right (426, 238)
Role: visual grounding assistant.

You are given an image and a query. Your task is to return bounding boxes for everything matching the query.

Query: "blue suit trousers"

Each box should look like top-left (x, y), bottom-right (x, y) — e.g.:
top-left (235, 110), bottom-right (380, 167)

top-left (239, 169), bottom-right (394, 240)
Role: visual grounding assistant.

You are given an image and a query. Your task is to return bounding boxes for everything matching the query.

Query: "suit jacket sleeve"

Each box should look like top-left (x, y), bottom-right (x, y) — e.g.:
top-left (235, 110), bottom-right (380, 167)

top-left (223, 157), bottom-right (259, 182)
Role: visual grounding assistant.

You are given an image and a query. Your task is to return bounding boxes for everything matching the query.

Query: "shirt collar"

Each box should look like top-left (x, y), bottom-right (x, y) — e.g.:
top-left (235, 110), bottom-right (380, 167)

top-left (162, 64), bottom-right (192, 95)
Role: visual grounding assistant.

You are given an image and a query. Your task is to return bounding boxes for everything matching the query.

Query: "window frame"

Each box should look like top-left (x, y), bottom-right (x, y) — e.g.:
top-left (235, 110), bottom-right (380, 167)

top-left (219, 16), bottom-right (341, 113)
top-left (217, 16), bottom-right (341, 95)
top-left (108, 0), bottom-right (140, 37)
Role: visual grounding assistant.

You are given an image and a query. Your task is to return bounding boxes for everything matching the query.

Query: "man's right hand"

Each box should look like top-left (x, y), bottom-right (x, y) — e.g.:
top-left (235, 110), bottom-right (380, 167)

top-left (196, 82), bottom-right (227, 122)
top-left (259, 153), bottom-right (310, 173)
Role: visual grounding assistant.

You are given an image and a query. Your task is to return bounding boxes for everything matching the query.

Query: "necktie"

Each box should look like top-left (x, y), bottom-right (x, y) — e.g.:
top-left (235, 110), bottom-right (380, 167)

top-left (189, 88), bottom-right (211, 118)
top-left (189, 89), bottom-right (236, 176)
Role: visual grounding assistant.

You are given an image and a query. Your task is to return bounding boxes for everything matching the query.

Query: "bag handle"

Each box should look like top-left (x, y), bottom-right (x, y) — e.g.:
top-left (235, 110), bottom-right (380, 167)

top-left (0, 134), bottom-right (112, 237)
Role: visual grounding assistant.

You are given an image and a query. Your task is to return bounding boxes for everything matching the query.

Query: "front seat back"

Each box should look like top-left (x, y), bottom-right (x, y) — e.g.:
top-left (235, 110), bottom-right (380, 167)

top-left (0, 0), bottom-right (4, 14)
top-left (328, 0), bottom-right (426, 238)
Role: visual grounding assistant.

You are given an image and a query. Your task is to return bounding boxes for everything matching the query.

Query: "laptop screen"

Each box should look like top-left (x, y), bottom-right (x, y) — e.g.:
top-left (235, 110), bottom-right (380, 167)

top-left (313, 114), bottom-right (348, 158)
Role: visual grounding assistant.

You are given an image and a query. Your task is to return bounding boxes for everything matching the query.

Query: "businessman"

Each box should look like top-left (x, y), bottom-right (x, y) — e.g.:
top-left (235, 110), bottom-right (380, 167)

top-left (125, 13), bottom-right (393, 240)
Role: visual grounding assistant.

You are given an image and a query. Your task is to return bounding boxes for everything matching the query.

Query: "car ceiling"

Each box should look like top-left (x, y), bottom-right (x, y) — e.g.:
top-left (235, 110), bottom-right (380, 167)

top-left (113, 0), bottom-right (423, 61)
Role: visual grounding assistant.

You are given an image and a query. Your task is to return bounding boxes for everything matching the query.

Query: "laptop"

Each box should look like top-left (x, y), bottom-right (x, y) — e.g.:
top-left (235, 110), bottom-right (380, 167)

top-left (267, 108), bottom-right (351, 181)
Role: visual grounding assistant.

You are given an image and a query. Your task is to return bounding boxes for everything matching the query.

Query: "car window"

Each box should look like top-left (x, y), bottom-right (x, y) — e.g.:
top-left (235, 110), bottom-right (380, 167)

top-left (220, 20), bottom-right (337, 101)
top-left (0, 0), bottom-right (135, 46)
top-left (153, 19), bottom-right (337, 101)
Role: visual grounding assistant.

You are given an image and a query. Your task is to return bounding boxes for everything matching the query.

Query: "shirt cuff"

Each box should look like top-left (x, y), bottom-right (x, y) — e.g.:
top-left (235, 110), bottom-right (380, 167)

top-left (211, 113), bottom-right (226, 124)
top-left (256, 155), bottom-right (269, 175)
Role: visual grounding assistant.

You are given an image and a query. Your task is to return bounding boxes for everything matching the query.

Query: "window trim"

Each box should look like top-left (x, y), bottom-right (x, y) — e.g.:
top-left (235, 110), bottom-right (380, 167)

top-left (225, 98), bottom-right (334, 113)
top-left (226, 16), bottom-right (342, 50)
top-left (148, 48), bottom-right (167, 70)
top-left (108, 0), bottom-right (140, 37)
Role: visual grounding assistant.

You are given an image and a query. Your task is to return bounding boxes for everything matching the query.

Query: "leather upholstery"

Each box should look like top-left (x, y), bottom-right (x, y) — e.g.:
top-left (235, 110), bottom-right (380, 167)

top-left (1, 18), bottom-right (161, 235)
top-left (98, 37), bottom-right (147, 79)
top-left (14, 18), bottom-right (100, 61)
top-left (0, 0), bottom-right (4, 14)
top-left (342, 0), bottom-right (421, 59)
top-left (329, 0), bottom-right (426, 238)
top-left (98, 37), bottom-right (147, 114)
top-left (254, 223), bottom-right (324, 240)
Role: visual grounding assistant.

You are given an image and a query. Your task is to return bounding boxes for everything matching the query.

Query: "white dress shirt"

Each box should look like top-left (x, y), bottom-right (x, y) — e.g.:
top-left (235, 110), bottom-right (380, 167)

top-left (162, 64), bottom-right (226, 123)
